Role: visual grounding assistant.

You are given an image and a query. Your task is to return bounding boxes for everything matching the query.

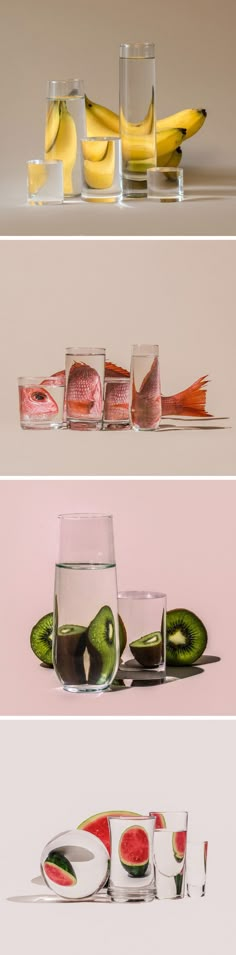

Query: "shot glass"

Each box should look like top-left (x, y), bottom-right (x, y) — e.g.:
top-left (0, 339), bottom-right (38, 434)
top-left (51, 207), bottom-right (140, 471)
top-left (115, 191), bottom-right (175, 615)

top-left (81, 137), bottom-right (122, 202)
top-left (27, 160), bottom-right (63, 205)
top-left (151, 811), bottom-right (188, 900)
top-left (187, 842), bottom-right (208, 899)
top-left (147, 167), bottom-right (184, 202)
top-left (103, 377), bottom-right (130, 429)
top-left (108, 815), bottom-right (155, 902)
top-left (130, 344), bottom-right (161, 430)
top-left (65, 348), bottom-right (105, 430)
top-left (41, 828), bottom-right (109, 900)
top-left (118, 592), bottom-right (166, 677)
top-left (45, 79), bottom-right (86, 198)
top-left (18, 377), bottom-right (65, 429)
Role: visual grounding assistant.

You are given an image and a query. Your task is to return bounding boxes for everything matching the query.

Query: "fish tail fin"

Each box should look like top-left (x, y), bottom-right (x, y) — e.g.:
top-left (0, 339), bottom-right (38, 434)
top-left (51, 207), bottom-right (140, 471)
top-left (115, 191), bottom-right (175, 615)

top-left (105, 361), bottom-right (130, 378)
top-left (163, 376), bottom-right (212, 417)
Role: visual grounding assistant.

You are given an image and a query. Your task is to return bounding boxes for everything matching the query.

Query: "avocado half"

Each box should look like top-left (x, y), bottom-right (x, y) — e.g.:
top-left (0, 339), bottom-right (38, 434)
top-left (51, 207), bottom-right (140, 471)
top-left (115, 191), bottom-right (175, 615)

top-left (130, 631), bottom-right (163, 668)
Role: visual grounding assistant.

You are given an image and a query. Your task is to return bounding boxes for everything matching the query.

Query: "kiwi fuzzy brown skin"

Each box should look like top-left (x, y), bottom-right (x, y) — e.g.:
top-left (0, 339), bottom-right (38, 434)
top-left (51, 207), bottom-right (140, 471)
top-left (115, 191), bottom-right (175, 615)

top-left (166, 608), bottom-right (207, 666)
top-left (130, 632), bottom-right (162, 668)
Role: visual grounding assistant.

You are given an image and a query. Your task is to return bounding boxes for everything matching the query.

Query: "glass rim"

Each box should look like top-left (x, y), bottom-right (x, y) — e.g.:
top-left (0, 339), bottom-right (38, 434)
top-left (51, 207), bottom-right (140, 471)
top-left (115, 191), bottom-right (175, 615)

top-left (58, 513), bottom-right (113, 520)
top-left (150, 810), bottom-right (188, 817)
top-left (27, 159), bottom-right (63, 167)
top-left (187, 840), bottom-right (208, 847)
top-left (82, 136), bottom-right (120, 143)
top-left (120, 41), bottom-right (155, 58)
top-left (118, 591), bottom-right (166, 600)
top-left (147, 166), bottom-right (183, 176)
top-left (47, 78), bottom-right (84, 97)
top-left (65, 347), bottom-right (106, 355)
top-left (131, 344), bottom-right (159, 356)
top-left (108, 814), bottom-right (153, 822)
top-left (105, 376), bottom-right (130, 384)
top-left (18, 377), bottom-right (64, 387)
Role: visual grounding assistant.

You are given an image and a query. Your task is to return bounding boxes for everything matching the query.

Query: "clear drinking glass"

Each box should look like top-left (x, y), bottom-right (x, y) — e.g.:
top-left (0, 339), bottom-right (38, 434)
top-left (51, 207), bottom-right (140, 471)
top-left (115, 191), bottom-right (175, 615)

top-left (108, 815), bottom-right (155, 902)
top-left (147, 167), bottom-right (184, 202)
top-left (151, 811), bottom-right (188, 900)
top-left (41, 828), bottom-right (109, 900)
top-left (130, 344), bottom-right (161, 431)
top-left (53, 514), bottom-right (120, 693)
top-left (27, 160), bottom-right (63, 204)
top-left (103, 377), bottom-right (130, 429)
top-left (45, 79), bottom-right (86, 198)
top-left (65, 348), bottom-right (105, 430)
top-left (81, 138), bottom-right (122, 202)
top-left (119, 42), bottom-right (156, 197)
top-left (118, 591), bottom-right (166, 677)
top-left (187, 842), bottom-right (208, 899)
top-left (18, 377), bottom-right (65, 429)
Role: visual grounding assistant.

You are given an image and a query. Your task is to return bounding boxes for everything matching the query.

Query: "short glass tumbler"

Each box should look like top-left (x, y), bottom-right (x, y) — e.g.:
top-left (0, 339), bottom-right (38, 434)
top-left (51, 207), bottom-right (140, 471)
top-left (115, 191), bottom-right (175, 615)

top-left (53, 513), bottom-right (120, 693)
top-left (108, 816), bottom-right (155, 902)
top-left (147, 167), bottom-right (184, 202)
top-left (65, 347), bottom-right (105, 429)
top-left (103, 377), bottom-right (130, 429)
top-left (81, 138), bottom-right (122, 202)
top-left (27, 160), bottom-right (63, 204)
top-left (18, 377), bottom-right (65, 429)
top-left (41, 828), bottom-right (109, 900)
top-left (118, 592), bottom-right (166, 677)
top-left (187, 842), bottom-right (208, 899)
top-left (45, 79), bottom-right (86, 198)
top-left (119, 42), bottom-right (156, 197)
top-left (130, 344), bottom-right (161, 430)
top-left (151, 811), bottom-right (188, 900)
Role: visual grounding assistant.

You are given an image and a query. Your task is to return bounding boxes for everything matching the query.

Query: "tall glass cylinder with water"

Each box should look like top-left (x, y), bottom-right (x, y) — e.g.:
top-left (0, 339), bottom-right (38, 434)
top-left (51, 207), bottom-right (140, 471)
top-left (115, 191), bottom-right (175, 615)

top-left (119, 42), bottom-right (156, 197)
top-left (53, 514), bottom-right (120, 692)
top-left (45, 79), bottom-right (86, 198)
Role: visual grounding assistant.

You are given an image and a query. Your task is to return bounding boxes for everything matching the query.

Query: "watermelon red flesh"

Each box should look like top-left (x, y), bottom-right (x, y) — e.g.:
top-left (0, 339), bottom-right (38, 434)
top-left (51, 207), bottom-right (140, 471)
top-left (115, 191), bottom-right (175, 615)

top-left (152, 813), bottom-right (166, 830)
top-left (44, 861), bottom-right (76, 887)
top-left (119, 826), bottom-right (149, 867)
top-left (78, 811), bottom-right (140, 855)
top-left (172, 831), bottom-right (187, 861)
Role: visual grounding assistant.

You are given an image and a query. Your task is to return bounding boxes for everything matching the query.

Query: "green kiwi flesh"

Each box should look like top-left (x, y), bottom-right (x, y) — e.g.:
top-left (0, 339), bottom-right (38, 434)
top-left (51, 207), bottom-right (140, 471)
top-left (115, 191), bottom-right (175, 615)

top-left (166, 608), bottom-right (207, 665)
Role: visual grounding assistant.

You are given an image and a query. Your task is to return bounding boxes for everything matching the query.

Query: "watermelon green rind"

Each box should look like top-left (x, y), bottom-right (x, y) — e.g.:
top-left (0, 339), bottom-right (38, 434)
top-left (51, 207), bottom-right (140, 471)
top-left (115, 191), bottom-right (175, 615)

top-left (172, 831), bottom-right (187, 862)
top-left (78, 811), bottom-right (140, 855)
top-left (121, 860), bottom-right (149, 877)
top-left (44, 851), bottom-right (77, 886)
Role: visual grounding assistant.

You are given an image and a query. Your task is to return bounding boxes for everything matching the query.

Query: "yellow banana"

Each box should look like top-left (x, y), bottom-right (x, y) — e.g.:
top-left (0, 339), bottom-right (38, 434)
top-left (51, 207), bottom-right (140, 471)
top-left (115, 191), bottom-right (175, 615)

top-left (45, 100), bottom-right (60, 153)
top-left (157, 108), bottom-right (207, 140)
top-left (85, 96), bottom-right (119, 135)
top-left (120, 101), bottom-right (154, 136)
top-left (28, 163), bottom-right (47, 197)
top-left (122, 133), bottom-right (156, 162)
top-left (167, 146), bottom-right (182, 168)
top-left (46, 101), bottom-right (77, 195)
top-left (83, 140), bottom-right (115, 189)
top-left (157, 128), bottom-right (186, 161)
top-left (82, 140), bottom-right (108, 162)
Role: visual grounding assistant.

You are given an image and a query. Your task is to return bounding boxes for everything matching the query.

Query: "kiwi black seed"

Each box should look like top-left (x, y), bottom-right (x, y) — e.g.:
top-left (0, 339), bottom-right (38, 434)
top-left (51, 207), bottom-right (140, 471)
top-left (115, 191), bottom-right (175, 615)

top-left (166, 608), bottom-right (207, 666)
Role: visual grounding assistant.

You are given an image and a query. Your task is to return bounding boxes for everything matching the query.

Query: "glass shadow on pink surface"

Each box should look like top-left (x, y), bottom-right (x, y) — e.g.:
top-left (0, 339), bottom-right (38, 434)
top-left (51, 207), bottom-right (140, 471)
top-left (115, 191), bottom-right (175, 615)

top-left (65, 347), bottom-right (105, 430)
top-left (53, 513), bottom-right (120, 694)
top-left (18, 377), bottom-right (65, 429)
top-left (150, 811), bottom-right (188, 900)
top-left (130, 344), bottom-right (161, 431)
top-left (103, 377), bottom-right (130, 429)
top-left (187, 841), bottom-right (208, 899)
top-left (108, 815), bottom-right (155, 902)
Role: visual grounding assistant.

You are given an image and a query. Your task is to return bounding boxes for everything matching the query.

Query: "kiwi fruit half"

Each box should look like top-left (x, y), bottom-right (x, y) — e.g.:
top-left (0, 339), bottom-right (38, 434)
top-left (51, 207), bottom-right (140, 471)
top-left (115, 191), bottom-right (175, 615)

top-left (118, 614), bottom-right (127, 657)
top-left (30, 612), bottom-right (53, 667)
top-left (130, 631), bottom-right (163, 668)
top-left (166, 609), bottom-right (207, 665)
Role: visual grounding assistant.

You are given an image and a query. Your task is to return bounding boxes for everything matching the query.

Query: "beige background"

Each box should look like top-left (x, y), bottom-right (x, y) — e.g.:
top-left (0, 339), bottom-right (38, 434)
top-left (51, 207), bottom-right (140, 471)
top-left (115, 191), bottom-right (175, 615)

top-left (0, 238), bottom-right (235, 475)
top-left (1, 0), bottom-right (236, 235)
top-left (1, 720), bottom-right (236, 953)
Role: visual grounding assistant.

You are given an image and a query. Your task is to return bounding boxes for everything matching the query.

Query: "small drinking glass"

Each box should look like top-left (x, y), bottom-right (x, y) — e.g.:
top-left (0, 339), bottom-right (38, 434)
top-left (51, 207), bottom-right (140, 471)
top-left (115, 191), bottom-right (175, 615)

top-left (147, 167), bottom-right (184, 202)
top-left (27, 160), bottom-right (63, 204)
top-left (45, 79), bottom-right (86, 198)
top-left (53, 513), bottom-right (120, 693)
top-left (81, 137), bottom-right (122, 202)
top-left (187, 842), bottom-right (208, 899)
top-left (103, 377), bottom-right (130, 429)
top-left (108, 815), bottom-right (155, 902)
top-left (41, 828), bottom-right (109, 900)
top-left (18, 377), bottom-right (65, 429)
top-left (130, 344), bottom-right (161, 430)
top-left (118, 592), bottom-right (166, 677)
top-left (151, 811), bottom-right (188, 900)
top-left (65, 347), bottom-right (105, 430)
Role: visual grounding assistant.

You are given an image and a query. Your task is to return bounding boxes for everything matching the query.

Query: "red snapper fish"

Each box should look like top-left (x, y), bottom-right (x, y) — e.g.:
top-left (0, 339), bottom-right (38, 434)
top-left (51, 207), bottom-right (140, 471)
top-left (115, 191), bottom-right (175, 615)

top-left (131, 355), bottom-right (162, 429)
top-left (66, 361), bottom-right (102, 418)
top-left (48, 365), bottom-right (211, 419)
top-left (19, 385), bottom-right (58, 418)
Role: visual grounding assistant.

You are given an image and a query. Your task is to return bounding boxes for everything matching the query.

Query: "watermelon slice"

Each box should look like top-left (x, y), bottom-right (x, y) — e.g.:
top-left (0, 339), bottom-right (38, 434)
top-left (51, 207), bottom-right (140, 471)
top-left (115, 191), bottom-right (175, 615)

top-left (43, 850), bottom-right (77, 887)
top-left (172, 831), bottom-right (187, 862)
top-left (119, 825), bottom-right (149, 877)
top-left (152, 812), bottom-right (166, 830)
top-left (78, 810), bottom-right (140, 856)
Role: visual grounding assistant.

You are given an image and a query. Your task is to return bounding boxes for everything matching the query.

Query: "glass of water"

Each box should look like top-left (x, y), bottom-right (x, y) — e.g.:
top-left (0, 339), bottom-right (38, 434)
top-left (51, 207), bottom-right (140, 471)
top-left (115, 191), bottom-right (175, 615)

top-left (65, 347), bottom-right (105, 430)
top-left (108, 815), bottom-right (155, 902)
top-left (103, 377), bottom-right (130, 429)
top-left (119, 42), bottom-right (156, 197)
top-left (45, 79), bottom-right (86, 198)
top-left (18, 376), bottom-right (65, 429)
top-left (151, 811), bottom-right (188, 900)
top-left (81, 137), bottom-right (122, 202)
top-left (130, 345), bottom-right (162, 431)
top-left (53, 513), bottom-right (120, 693)
top-left (27, 160), bottom-right (63, 204)
top-left (187, 841), bottom-right (208, 898)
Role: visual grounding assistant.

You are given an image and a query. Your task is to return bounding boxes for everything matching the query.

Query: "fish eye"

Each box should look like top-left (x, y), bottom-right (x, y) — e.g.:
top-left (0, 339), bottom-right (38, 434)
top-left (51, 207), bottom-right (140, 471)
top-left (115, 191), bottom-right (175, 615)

top-left (32, 391), bottom-right (46, 401)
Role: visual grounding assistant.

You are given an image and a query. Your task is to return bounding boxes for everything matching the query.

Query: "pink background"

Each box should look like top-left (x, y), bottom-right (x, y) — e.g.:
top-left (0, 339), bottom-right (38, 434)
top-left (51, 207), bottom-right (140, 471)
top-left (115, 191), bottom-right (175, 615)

top-left (1, 478), bottom-right (235, 715)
